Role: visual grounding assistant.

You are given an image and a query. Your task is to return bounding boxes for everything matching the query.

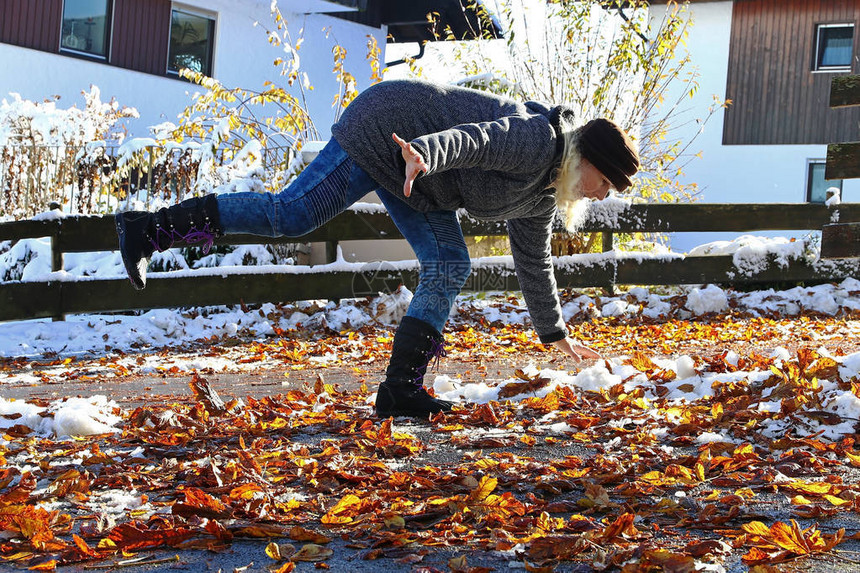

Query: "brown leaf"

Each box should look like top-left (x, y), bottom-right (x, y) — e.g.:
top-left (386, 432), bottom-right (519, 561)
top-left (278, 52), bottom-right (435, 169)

top-left (189, 373), bottom-right (228, 415)
top-left (639, 549), bottom-right (696, 573)
top-left (527, 535), bottom-right (587, 560)
top-left (685, 539), bottom-right (729, 558)
top-left (498, 375), bottom-right (551, 399)
top-left (288, 526), bottom-right (331, 544)
top-left (105, 522), bottom-right (194, 551)
top-left (292, 543), bottom-right (333, 562)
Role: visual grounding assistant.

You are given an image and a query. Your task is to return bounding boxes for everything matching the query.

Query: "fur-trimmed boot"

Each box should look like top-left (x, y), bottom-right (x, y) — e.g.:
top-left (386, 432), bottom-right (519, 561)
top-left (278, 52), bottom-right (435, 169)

top-left (375, 316), bottom-right (455, 418)
top-left (115, 195), bottom-right (222, 290)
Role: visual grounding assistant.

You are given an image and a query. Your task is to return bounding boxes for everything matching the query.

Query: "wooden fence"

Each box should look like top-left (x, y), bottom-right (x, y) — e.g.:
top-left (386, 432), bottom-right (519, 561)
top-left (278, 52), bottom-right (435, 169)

top-left (2, 202), bottom-right (859, 322)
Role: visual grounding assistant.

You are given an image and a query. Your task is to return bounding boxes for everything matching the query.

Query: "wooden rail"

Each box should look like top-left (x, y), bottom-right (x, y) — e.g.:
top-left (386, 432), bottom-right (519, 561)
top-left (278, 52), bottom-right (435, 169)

top-left (2, 202), bottom-right (860, 322)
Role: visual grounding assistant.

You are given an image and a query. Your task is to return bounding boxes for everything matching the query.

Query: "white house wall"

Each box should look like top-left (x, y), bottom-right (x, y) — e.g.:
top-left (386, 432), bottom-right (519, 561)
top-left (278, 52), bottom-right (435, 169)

top-left (0, 1), bottom-right (386, 140)
top-left (651, 1), bottom-right (860, 253)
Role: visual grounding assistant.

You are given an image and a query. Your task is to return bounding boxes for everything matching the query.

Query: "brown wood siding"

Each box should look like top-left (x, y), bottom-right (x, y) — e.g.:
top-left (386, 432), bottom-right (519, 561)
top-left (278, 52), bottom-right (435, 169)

top-left (723, 0), bottom-right (860, 145)
top-left (1, 0), bottom-right (173, 76)
top-left (0, 0), bottom-right (62, 52)
top-left (111, 0), bottom-right (171, 75)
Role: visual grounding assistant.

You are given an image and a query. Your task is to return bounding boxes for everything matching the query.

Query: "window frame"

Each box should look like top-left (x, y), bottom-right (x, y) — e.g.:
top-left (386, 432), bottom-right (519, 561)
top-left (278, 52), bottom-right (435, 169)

top-left (167, 4), bottom-right (217, 78)
top-left (813, 22), bottom-right (854, 73)
top-left (806, 160), bottom-right (843, 203)
top-left (58, 0), bottom-right (114, 61)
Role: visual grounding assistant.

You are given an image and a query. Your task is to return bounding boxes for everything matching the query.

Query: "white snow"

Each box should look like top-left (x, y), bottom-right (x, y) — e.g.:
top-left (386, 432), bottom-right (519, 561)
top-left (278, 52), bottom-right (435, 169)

top-left (0, 395), bottom-right (121, 438)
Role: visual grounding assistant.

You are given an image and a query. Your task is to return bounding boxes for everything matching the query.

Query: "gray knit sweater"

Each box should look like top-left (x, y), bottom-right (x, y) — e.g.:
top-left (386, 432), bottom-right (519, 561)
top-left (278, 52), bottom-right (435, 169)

top-left (331, 80), bottom-right (572, 343)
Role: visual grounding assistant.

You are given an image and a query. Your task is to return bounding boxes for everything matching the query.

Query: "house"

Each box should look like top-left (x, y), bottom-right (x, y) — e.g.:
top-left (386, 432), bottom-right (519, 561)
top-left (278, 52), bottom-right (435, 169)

top-left (0, 0), bottom-right (494, 137)
top-left (0, 0), bottom-right (395, 137)
top-left (651, 0), bottom-right (860, 251)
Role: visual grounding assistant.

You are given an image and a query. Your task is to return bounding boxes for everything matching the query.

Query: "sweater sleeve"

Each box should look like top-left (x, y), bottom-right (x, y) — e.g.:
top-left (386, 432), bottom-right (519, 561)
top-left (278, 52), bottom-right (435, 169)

top-left (409, 115), bottom-right (556, 176)
top-left (506, 206), bottom-right (567, 344)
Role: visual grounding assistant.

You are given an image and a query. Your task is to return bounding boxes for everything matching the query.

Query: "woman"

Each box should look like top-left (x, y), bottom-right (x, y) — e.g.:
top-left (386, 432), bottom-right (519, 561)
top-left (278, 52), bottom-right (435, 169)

top-left (115, 79), bottom-right (639, 418)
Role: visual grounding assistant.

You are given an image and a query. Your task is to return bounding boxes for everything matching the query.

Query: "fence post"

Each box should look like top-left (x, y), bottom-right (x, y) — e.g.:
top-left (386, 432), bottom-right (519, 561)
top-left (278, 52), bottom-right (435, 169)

top-left (326, 241), bottom-right (339, 263)
top-left (49, 207), bottom-right (65, 322)
top-left (602, 231), bottom-right (616, 295)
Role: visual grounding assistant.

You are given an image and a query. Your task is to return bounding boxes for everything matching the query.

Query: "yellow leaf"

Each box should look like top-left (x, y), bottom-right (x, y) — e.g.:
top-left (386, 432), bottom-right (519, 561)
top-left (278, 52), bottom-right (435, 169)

top-left (846, 451), bottom-right (860, 467)
top-left (384, 514), bottom-right (405, 529)
top-left (330, 494), bottom-right (361, 513)
top-left (628, 351), bottom-right (657, 372)
top-left (469, 476), bottom-right (497, 502)
top-left (695, 463), bottom-right (705, 482)
top-left (741, 521), bottom-right (772, 537)
top-left (786, 480), bottom-right (835, 496)
top-left (824, 494), bottom-right (852, 507)
top-left (712, 402), bottom-right (724, 420)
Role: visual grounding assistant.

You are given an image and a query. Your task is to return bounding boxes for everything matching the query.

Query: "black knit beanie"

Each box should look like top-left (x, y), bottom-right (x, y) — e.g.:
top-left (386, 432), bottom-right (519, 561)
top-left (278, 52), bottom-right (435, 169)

top-left (577, 118), bottom-right (639, 192)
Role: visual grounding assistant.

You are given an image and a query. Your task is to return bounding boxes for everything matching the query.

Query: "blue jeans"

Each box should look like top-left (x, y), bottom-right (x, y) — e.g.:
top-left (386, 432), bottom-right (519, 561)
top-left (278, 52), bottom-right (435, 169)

top-left (217, 139), bottom-right (471, 334)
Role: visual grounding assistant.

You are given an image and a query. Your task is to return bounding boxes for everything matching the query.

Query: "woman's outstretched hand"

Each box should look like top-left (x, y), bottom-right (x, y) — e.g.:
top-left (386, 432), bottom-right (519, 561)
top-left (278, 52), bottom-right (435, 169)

top-left (392, 132), bottom-right (427, 197)
top-left (551, 337), bottom-right (602, 362)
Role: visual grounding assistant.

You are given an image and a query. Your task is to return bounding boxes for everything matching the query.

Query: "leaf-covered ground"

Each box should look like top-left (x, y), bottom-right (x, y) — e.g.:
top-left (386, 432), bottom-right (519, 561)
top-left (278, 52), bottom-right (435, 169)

top-left (2, 288), bottom-right (860, 572)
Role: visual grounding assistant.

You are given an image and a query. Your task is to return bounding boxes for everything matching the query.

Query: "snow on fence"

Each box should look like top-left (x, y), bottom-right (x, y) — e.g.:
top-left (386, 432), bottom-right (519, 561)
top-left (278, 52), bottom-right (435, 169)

top-left (1, 201), bottom-right (860, 322)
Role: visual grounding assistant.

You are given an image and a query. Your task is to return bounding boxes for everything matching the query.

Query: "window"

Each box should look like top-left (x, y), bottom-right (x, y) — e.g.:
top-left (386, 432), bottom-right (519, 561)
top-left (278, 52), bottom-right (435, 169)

top-left (806, 161), bottom-right (842, 203)
top-left (60, 0), bottom-right (112, 58)
top-left (814, 24), bottom-right (854, 71)
top-left (168, 8), bottom-right (215, 77)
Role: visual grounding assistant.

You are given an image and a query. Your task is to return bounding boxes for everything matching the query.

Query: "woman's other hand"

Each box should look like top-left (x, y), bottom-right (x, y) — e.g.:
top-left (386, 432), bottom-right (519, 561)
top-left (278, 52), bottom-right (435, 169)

top-left (551, 337), bottom-right (602, 362)
top-left (392, 132), bottom-right (428, 197)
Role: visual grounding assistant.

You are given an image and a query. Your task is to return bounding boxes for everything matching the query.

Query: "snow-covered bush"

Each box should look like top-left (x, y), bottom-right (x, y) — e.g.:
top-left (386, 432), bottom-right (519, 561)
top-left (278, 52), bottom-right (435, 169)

top-left (0, 87), bottom-right (138, 219)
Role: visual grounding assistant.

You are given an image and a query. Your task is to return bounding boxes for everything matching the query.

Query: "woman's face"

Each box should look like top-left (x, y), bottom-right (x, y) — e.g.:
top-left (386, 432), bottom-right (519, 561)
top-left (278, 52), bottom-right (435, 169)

top-left (578, 158), bottom-right (612, 200)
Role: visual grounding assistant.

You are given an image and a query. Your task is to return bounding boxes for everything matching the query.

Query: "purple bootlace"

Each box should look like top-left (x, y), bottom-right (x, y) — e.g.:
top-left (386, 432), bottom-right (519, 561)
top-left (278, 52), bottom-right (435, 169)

top-left (412, 337), bottom-right (447, 386)
top-left (148, 221), bottom-right (216, 254)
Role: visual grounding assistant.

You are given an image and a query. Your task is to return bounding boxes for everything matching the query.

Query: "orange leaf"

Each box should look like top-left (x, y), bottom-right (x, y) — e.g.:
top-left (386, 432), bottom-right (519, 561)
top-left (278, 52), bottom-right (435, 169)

top-left (600, 512), bottom-right (639, 542)
top-left (742, 547), bottom-right (780, 566)
top-left (273, 562), bottom-right (296, 573)
top-left (628, 351), bottom-right (658, 373)
top-left (769, 521), bottom-right (812, 554)
top-left (27, 558), bottom-right (57, 571)
top-left (229, 483), bottom-right (264, 501)
top-left (72, 534), bottom-right (99, 558)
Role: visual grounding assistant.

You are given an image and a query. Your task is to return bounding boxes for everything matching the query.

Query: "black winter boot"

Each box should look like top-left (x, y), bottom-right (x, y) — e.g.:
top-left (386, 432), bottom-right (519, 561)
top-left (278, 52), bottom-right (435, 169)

top-left (375, 316), bottom-right (456, 418)
top-left (115, 195), bottom-right (222, 290)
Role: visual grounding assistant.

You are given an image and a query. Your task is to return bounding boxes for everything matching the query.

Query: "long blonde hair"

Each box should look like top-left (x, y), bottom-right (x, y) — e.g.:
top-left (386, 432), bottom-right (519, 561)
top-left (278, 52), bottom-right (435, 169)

top-left (552, 127), bottom-right (589, 233)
